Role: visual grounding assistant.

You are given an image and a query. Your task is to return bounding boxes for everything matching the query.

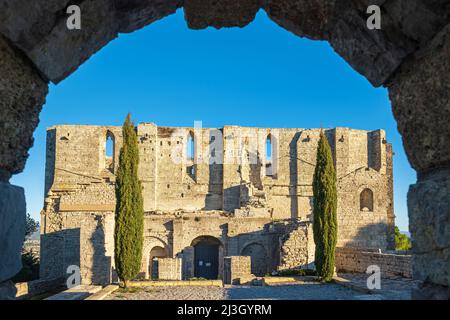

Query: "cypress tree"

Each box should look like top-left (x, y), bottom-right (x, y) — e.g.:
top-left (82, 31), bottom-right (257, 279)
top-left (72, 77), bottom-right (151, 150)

top-left (114, 114), bottom-right (144, 287)
top-left (312, 131), bottom-right (338, 282)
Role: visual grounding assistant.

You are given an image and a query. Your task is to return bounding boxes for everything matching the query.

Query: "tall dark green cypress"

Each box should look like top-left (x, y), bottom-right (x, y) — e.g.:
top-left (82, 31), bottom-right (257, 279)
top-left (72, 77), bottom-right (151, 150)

top-left (114, 114), bottom-right (144, 287)
top-left (312, 131), bottom-right (338, 282)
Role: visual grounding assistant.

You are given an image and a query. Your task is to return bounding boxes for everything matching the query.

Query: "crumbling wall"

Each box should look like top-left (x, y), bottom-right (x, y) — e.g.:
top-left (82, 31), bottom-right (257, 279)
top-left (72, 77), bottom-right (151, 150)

top-left (40, 123), bottom-right (394, 284)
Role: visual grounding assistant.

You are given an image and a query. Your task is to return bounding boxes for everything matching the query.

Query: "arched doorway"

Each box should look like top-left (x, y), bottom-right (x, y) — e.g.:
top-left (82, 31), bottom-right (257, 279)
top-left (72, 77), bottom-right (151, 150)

top-left (191, 236), bottom-right (221, 280)
top-left (242, 243), bottom-right (268, 277)
top-left (149, 246), bottom-right (167, 280)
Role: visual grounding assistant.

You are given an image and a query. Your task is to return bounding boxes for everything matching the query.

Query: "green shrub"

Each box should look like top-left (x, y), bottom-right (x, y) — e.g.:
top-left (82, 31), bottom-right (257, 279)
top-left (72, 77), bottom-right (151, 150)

top-left (395, 227), bottom-right (412, 251)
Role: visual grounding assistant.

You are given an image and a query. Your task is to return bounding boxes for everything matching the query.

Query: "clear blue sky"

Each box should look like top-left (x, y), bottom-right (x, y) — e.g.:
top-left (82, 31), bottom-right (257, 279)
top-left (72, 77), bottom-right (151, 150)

top-left (11, 9), bottom-right (415, 231)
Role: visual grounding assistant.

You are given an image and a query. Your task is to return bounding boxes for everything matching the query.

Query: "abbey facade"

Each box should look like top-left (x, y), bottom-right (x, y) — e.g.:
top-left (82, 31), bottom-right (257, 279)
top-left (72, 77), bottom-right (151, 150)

top-left (40, 123), bottom-right (395, 284)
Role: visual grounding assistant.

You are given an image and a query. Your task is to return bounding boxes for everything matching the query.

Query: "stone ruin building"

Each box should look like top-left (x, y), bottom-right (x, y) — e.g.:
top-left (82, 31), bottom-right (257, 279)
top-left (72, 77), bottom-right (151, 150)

top-left (40, 123), bottom-right (395, 284)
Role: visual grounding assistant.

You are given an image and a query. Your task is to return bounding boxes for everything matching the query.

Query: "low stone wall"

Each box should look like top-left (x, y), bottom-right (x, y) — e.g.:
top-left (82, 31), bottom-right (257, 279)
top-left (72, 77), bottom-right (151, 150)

top-left (335, 247), bottom-right (412, 278)
top-left (15, 277), bottom-right (65, 299)
top-left (223, 256), bottom-right (253, 285)
top-left (158, 258), bottom-right (182, 281)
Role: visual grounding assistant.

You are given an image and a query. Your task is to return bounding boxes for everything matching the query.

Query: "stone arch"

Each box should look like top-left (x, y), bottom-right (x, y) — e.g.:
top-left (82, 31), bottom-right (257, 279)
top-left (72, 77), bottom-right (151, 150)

top-left (148, 246), bottom-right (168, 280)
top-left (104, 130), bottom-right (115, 173)
top-left (0, 0), bottom-right (449, 299)
top-left (191, 236), bottom-right (223, 280)
top-left (142, 236), bottom-right (170, 279)
top-left (241, 242), bottom-right (268, 276)
top-left (360, 188), bottom-right (374, 212)
top-left (186, 131), bottom-right (196, 179)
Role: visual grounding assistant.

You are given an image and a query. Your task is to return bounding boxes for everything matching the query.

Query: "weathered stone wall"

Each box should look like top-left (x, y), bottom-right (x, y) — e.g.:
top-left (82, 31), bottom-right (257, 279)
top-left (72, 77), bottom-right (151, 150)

top-left (0, 33), bottom-right (47, 290)
top-left (223, 256), bottom-right (253, 285)
top-left (15, 277), bottom-right (64, 300)
top-left (40, 123), bottom-right (394, 284)
top-left (40, 211), bottom-right (115, 285)
top-left (157, 258), bottom-right (182, 281)
top-left (335, 247), bottom-right (412, 279)
top-left (387, 23), bottom-right (450, 300)
top-left (0, 183), bottom-right (26, 282)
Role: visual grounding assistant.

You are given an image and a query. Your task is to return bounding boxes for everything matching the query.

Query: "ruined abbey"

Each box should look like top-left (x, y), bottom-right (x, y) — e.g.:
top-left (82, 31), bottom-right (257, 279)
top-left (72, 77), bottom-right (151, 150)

top-left (40, 123), bottom-right (395, 284)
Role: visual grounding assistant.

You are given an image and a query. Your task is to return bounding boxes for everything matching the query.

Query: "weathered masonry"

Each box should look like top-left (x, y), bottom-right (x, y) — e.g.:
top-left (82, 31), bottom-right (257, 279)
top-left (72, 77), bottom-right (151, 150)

top-left (40, 123), bottom-right (395, 284)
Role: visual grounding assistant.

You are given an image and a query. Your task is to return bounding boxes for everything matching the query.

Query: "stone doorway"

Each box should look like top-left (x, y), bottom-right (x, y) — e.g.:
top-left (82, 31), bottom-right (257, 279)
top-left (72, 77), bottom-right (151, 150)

top-left (192, 236), bottom-right (221, 280)
top-left (149, 246), bottom-right (167, 280)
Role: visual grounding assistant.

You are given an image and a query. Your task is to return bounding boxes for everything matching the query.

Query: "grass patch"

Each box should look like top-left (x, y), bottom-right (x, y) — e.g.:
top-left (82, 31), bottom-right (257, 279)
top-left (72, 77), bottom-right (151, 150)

top-left (117, 287), bottom-right (143, 294)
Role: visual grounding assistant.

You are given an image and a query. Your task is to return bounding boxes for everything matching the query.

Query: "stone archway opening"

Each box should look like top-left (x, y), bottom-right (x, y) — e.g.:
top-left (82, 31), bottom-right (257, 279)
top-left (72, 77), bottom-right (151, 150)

top-left (149, 246), bottom-right (168, 280)
top-left (191, 236), bottom-right (222, 280)
top-left (241, 243), bottom-right (268, 276)
top-left (0, 1), bottom-right (449, 299)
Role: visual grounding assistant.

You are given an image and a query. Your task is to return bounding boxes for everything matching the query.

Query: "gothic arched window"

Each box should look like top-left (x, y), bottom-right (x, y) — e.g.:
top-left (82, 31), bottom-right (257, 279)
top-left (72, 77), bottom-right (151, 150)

top-left (266, 134), bottom-right (273, 176)
top-left (105, 131), bottom-right (115, 172)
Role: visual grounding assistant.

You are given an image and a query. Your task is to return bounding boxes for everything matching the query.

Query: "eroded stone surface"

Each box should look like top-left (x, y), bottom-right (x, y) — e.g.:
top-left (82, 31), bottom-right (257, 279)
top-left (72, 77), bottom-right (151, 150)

top-left (388, 23), bottom-right (450, 173)
top-left (0, 281), bottom-right (17, 300)
top-left (0, 0), bottom-right (448, 86)
top-left (184, 0), bottom-right (262, 29)
top-left (0, 0), bottom-right (182, 83)
top-left (408, 169), bottom-right (450, 297)
top-left (0, 183), bottom-right (26, 283)
top-left (0, 35), bottom-right (48, 177)
top-left (264, 0), bottom-right (335, 40)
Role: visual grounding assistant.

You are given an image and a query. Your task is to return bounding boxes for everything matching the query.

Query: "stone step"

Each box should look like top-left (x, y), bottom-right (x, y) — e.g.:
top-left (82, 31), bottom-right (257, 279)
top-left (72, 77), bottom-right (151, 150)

top-left (45, 285), bottom-right (102, 300)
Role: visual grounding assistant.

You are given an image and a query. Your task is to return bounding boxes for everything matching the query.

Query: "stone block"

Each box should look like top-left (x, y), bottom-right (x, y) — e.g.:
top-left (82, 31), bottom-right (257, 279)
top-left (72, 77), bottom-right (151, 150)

top-left (0, 183), bottom-right (26, 283)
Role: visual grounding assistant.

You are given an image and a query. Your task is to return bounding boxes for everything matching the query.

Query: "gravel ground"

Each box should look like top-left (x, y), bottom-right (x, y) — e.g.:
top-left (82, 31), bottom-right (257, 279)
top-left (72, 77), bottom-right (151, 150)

top-left (109, 282), bottom-right (381, 301)
top-left (337, 273), bottom-right (418, 300)
top-left (227, 282), bottom-right (365, 300)
top-left (111, 286), bottom-right (226, 300)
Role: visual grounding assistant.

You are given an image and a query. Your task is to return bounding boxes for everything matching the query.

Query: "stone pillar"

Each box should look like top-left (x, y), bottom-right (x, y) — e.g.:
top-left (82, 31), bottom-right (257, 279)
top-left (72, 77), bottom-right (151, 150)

top-left (0, 183), bottom-right (26, 279)
top-left (182, 246), bottom-right (195, 280)
top-left (388, 24), bottom-right (450, 299)
top-left (0, 34), bottom-right (48, 299)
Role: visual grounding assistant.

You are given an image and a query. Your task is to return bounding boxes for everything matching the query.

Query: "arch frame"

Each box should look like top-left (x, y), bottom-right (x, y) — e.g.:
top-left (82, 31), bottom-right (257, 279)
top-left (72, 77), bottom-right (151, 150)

top-left (240, 241), bottom-right (270, 277)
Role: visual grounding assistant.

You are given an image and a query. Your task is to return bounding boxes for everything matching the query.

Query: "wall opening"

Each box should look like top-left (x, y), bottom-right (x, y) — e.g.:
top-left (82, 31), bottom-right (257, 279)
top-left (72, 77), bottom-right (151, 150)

top-left (266, 134), bottom-right (273, 176)
top-left (192, 236), bottom-right (221, 280)
top-left (241, 243), bottom-right (268, 276)
top-left (105, 131), bottom-right (115, 173)
top-left (149, 246), bottom-right (167, 280)
top-left (360, 188), bottom-right (374, 212)
top-left (187, 131), bottom-right (196, 179)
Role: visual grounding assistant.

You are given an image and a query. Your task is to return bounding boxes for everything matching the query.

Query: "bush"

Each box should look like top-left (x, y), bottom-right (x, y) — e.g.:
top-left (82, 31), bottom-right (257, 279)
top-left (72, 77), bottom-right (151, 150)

top-left (395, 227), bottom-right (412, 251)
